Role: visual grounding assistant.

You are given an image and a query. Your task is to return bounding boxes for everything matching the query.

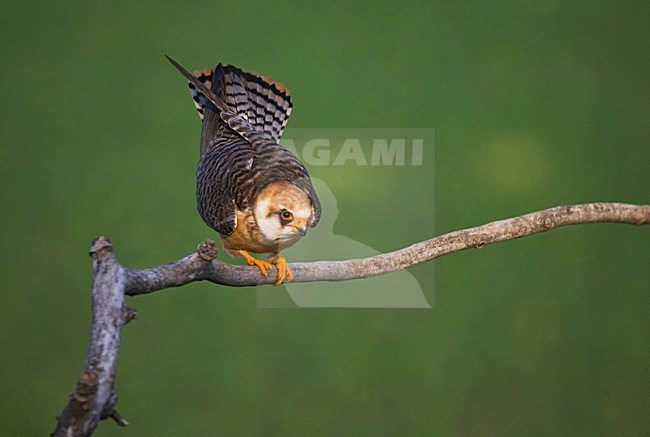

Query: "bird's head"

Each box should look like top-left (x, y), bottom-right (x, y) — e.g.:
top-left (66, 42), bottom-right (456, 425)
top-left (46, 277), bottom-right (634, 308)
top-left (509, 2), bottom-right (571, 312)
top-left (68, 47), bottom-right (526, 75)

top-left (253, 181), bottom-right (315, 248)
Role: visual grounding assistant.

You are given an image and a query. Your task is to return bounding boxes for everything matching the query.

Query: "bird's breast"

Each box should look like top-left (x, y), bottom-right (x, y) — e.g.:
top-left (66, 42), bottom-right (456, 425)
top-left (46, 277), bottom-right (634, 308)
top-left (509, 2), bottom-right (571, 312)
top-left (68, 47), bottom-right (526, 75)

top-left (222, 209), bottom-right (279, 255)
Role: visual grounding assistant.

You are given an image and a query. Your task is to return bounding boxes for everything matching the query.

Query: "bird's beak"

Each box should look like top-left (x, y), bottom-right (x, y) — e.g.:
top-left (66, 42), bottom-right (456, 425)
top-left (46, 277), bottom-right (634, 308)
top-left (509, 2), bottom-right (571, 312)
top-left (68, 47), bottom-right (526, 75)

top-left (293, 218), bottom-right (308, 236)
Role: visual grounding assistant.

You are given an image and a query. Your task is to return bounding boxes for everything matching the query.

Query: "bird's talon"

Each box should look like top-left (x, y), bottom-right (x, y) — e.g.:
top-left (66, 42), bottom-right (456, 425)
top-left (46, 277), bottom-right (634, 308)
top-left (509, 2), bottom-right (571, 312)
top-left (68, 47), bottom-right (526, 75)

top-left (285, 267), bottom-right (295, 283)
top-left (238, 250), bottom-right (271, 277)
top-left (268, 255), bottom-right (294, 286)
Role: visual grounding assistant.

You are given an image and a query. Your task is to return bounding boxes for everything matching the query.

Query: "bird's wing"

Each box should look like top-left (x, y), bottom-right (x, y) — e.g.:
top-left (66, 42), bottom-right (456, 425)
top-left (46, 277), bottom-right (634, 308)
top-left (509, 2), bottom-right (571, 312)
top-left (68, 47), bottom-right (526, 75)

top-left (196, 139), bottom-right (256, 236)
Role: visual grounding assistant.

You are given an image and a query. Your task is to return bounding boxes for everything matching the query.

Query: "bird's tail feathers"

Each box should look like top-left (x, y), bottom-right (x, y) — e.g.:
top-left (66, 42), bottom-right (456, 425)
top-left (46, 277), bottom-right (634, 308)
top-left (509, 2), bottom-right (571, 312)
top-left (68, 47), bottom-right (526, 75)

top-left (189, 64), bottom-right (293, 142)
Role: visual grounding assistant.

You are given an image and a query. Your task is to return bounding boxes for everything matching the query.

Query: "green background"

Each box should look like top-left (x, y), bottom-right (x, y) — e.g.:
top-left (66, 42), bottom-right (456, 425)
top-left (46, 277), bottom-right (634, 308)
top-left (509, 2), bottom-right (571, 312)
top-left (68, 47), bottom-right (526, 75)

top-left (1, 1), bottom-right (648, 435)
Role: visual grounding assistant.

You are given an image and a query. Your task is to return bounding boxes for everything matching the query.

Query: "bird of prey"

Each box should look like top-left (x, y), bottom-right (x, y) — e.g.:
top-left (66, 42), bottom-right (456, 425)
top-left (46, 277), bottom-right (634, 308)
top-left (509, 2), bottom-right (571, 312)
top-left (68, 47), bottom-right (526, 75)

top-left (167, 56), bottom-right (321, 285)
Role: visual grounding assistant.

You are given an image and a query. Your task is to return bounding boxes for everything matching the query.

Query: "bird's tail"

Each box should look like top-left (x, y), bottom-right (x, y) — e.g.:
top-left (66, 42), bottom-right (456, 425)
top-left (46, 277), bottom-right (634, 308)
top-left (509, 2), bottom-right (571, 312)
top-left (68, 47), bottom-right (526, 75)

top-left (189, 64), bottom-right (293, 142)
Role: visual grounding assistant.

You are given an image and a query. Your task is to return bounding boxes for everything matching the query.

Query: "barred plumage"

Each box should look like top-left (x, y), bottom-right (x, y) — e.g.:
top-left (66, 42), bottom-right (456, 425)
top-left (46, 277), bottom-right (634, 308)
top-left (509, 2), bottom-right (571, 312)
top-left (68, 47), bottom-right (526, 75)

top-left (196, 139), bottom-right (317, 235)
top-left (189, 64), bottom-right (292, 150)
top-left (167, 56), bottom-right (320, 285)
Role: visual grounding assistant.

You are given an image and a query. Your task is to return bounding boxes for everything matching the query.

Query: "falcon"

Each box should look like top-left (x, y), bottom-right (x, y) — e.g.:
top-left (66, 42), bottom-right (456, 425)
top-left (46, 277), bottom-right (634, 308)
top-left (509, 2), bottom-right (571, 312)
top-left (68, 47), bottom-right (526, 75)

top-left (167, 56), bottom-right (321, 285)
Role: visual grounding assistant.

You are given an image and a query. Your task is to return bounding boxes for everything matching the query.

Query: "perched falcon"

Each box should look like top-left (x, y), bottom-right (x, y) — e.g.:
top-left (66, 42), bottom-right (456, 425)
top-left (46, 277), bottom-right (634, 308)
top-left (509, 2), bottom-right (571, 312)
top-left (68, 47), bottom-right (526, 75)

top-left (167, 56), bottom-right (321, 285)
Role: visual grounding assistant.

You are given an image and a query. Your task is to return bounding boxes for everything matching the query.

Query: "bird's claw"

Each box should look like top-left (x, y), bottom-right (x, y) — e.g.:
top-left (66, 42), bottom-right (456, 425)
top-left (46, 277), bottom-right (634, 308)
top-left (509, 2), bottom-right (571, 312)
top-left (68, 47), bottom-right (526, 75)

top-left (238, 250), bottom-right (293, 285)
top-left (238, 250), bottom-right (272, 277)
top-left (267, 255), bottom-right (294, 286)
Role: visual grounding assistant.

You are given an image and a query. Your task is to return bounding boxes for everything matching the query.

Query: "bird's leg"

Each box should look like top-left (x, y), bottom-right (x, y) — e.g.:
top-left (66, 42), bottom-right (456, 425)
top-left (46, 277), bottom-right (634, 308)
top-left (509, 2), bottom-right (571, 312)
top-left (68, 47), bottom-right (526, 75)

top-left (267, 253), bottom-right (294, 286)
top-left (237, 250), bottom-right (272, 277)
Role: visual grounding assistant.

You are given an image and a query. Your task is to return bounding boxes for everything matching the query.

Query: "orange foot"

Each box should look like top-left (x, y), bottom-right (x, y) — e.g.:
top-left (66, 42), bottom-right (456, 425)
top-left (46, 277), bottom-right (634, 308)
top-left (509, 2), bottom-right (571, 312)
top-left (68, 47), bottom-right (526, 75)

top-left (267, 253), bottom-right (294, 286)
top-left (237, 250), bottom-right (272, 278)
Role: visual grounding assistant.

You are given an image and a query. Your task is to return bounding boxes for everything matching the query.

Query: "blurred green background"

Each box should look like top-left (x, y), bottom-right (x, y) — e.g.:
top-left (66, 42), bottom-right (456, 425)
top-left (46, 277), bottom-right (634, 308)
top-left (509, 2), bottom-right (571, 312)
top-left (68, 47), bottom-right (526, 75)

top-left (1, 1), bottom-right (648, 435)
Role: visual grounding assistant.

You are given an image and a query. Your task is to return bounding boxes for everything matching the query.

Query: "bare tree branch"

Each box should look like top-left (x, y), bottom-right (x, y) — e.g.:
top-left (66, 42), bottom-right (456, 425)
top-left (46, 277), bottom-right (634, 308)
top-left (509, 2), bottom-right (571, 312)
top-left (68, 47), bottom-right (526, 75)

top-left (52, 238), bottom-right (129, 436)
top-left (125, 202), bottom-right (650, 293)
top-left (53, 202), bottom-right (649, 435)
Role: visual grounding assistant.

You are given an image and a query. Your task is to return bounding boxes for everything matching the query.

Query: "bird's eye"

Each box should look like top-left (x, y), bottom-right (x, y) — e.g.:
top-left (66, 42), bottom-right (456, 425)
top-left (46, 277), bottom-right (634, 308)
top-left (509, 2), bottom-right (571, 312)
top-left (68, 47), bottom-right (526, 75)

top-left (279, 209), bottom-right (293, 222)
